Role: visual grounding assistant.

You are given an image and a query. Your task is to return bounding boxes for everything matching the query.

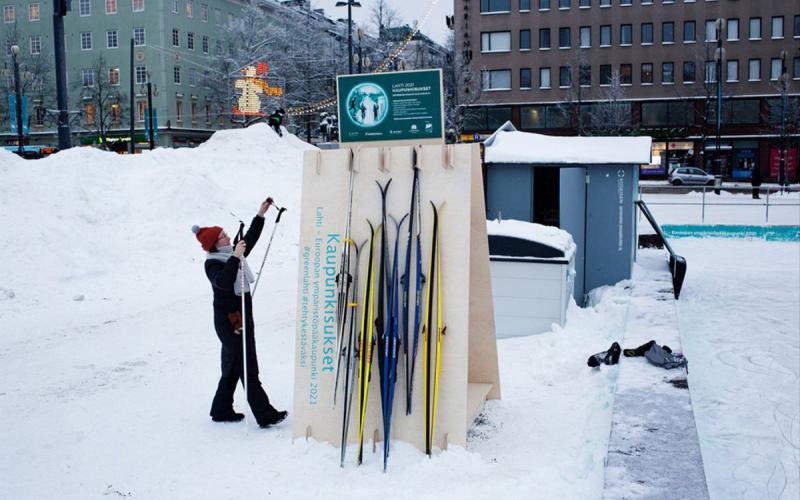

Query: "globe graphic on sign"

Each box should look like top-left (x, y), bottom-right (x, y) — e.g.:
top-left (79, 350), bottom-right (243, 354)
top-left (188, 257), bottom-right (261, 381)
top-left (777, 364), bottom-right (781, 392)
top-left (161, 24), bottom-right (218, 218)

top-left (345, 83), bottom-right (389, 128)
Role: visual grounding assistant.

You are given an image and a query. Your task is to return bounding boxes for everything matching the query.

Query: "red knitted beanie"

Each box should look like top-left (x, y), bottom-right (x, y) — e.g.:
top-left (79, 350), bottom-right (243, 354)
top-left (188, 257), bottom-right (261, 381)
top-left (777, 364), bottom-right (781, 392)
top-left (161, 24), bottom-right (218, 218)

top-left (192, 225), bottom-right (223, 251)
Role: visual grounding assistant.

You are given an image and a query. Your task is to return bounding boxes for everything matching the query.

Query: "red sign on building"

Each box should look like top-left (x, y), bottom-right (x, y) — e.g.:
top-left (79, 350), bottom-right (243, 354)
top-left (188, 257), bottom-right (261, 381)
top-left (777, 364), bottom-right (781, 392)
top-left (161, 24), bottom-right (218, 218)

top-left (769, 147), bottom-right (798, 179)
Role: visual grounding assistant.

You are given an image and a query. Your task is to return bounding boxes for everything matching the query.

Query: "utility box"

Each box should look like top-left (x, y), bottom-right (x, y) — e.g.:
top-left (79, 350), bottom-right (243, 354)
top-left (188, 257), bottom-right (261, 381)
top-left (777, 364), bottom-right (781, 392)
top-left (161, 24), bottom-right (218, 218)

top-left (488, 220), bottom-right (576, 338)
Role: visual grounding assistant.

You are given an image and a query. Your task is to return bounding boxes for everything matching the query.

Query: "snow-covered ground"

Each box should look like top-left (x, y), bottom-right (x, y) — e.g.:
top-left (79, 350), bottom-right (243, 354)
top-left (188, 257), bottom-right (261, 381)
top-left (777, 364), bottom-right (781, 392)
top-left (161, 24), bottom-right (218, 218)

top-left (0, 128), bottom-right (797, 499)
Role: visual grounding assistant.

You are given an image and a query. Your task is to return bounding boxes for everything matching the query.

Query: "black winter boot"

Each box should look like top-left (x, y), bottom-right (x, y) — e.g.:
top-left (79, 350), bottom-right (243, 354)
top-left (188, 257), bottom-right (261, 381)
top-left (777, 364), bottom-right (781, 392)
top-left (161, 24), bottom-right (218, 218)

top-left (587, 342), bottom-right (621, 367)
top-left (258, 410), bottom-right (288, 428)
top-left (212, 410), bottom-right (245, 423)
top-left (624, 340), bottom-right (656, 357)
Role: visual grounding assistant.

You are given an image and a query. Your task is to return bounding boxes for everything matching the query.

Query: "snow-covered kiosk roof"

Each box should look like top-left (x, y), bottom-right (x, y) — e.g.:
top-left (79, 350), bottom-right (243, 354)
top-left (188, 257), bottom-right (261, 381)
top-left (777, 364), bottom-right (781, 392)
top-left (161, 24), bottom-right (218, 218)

top-left (486, 219), bottom-right (576, 262)
top-left (484, 121), bottom-right (652, 165)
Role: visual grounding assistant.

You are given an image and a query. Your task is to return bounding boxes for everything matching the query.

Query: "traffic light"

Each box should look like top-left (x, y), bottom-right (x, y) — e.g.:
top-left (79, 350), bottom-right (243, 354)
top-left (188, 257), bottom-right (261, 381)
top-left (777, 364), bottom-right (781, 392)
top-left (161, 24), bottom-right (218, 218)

top-left (55, 0), bottom-right (71, 16)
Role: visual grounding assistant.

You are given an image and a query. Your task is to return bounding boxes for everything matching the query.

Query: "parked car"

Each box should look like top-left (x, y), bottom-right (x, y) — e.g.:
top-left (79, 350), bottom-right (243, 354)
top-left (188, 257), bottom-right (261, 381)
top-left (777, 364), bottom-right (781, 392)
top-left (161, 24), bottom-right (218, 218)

top-left (668, 167), bottom-right (715, 186)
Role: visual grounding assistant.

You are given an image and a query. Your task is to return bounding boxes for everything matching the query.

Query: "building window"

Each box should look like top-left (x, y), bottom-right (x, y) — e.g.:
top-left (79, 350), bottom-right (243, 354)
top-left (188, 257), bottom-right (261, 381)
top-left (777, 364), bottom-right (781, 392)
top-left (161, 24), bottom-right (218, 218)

top-left (539, 0), bottom-right (550, 8)
top-left (172, 0), bottom-right (178, 13)
top-left (215, 40), bottom-right (223, 55)
top-left (539, 28), bottom-right (551, 49)
top-left (107, 30), bottom-right (118, 48)
top-left (520, 29), bottom-right (531, 50)
top-left (80, 32), bottom-right (92, 50)
top-left (106, 0), bottom-right (117, 14)
top-left (174, 65), bottom-right (181, 84)
top-left (642, 0), bottom-right (652, 4)
top-left (540, 67), bottom-right (551, 88)
top-left (34, 106), bottom-right (45, 126)
top-left (559, 66), bottom-right (571, 87)
top-left (641, 101), bottom-right (695, 127)
top-left (641, 23), bottom-right (653, 44)
top-left (662, 22), bottom-right (674, 43)
top-left (579, 64), bottom-right (591, 86)
top-left (189, 68), bottom-right (197, 86)
top-left (201, 3), bottom-right (208, 21)
top-left (172, 28), bottom-right (180, 47)
top-left (600, 25), bottom-right (611, 46)
top-left (795, 15), bottom-right (800, 38)
top-left (705, 20), bottom-right (717, 42)
top-left (191, 100), bottom-right (197, 124)
top-left (134, 66), bottom-right (147, 84)
top-left (82, 69), bottom-right (94, 87)
top-left (771, 16), bottom-right (783, 38)
top-left (795, 57), bottom-right (800, 80)
top-left (559, 27), bottom-right (570, 48)
top-left (726, 60), bottom-right (738, 82)
top-left (683, 20), bottom-right (695, 42)
top-left (580, 26), bottom-right (591, 47)
top-left (599, 64), bottom-right (611, 85)
top-left (79, 0), bottom-right (91, 16)
top-left (662, 62), bottom-right (674, 84)
top-left (748, 59), bottom-right (760, 81)
top-left (599, 0), bottom-right (610, 6)
top-left (202, 36), bottom-right (209, 54)
top-left (29, 35), bottom-right (41, 55)
top-left (620, 24), bottom-right (632, 45)
top-left (520, 68), bottom-right (532, 88)
top-left (137, 101), bottom-right (146, 122)
top-left (579, 0), bottom-right (589, 7)
top-left (770, 58), bottom-right (781, 80)
top-left (620, 0), bottom-right (631, 4)
top-left (480, 0), bottom-right (511, 13)
top-left (749, 17), bottom-right (761, 40)
top-left (84, 103), bottom-right (95, 125)
top-left (187, 32), bottom-right (194, 50)
top-left (641, 63), bottom-right (653, 84)
top-left (3, 5), bottom-right (14, 23)
top-left (727, 18), bottom-right (739, 40)
top-left (481, 69), bottom-right (512, 90)
top-left (176, 98), bottom-right (183, 123)
top-left (559, 0), bottom-right (570, 8)
top-left (683, 61), bottom-right (695, 83)
top-left (133, 27), bottom-right (145, 46)
top-left (705, 61), bottom-right (716, 83)
top-left (29, 3), bottom-right (39, 21)
top-left (109, 67), bottom-right (120, 85)
top-left (481, 32), bottom-right (511, 52)
top-left (187, 0), bottom-right (194, 17)
top-left (620, 64), bottom-right (632, 84)
top-left (133, 0), bottom-right (144, 12)
top-left (206, 101), bottom-right (211, 123)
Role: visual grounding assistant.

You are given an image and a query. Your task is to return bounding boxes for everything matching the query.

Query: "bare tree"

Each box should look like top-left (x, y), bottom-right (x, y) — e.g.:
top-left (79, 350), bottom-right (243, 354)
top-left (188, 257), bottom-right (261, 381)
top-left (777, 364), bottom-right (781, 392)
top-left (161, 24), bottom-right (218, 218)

top-left (556, 48), bottom-right (591, 134)
top-left (72, 55), bottom-right (126, 150)
top-left (587, 70), bottom-right (633, 136)
top-left (369, 0), bottom-right (401, 40)
top-left (442, 31), bottom-right (481, 139)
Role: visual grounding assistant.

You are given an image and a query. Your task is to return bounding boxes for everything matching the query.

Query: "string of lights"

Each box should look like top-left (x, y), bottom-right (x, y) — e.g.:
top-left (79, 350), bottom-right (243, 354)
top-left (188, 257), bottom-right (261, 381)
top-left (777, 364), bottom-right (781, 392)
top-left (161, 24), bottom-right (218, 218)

top-left (286, 0), bottom-right (440, 117)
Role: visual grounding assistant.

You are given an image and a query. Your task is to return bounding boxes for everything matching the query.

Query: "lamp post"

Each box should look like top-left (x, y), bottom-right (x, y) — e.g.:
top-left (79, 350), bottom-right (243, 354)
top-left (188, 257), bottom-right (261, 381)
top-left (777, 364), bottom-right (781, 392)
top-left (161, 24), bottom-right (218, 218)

top-left (10, 45), bottom-right (24, 156)
top-left (335, 0), bottom-right (361, 75)
top-left (713, 18), bottom-right (725, 182)
top-left (141, 72), bottom-right (158, 150)
top-left (778, 49), bottom-right (788, 189)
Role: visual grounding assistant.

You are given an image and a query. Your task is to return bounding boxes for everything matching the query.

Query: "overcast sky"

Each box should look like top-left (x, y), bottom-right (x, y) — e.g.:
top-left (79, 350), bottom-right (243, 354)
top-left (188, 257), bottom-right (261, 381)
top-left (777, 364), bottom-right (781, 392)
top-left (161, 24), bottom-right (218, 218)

top-left (312, 0), bottom-right (454, 45)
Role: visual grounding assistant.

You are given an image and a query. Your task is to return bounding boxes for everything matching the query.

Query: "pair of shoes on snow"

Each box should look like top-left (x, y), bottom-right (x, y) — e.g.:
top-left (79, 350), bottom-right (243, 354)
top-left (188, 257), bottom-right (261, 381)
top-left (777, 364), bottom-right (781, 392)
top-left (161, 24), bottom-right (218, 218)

top-left (587, 342), bottom-right (621, 367)
top-left (212, 410), bottom-right (245, 423)
top-left (623, 340), bottom-right (671, 357)
top-left (258, 410), bottom-right (288, 428)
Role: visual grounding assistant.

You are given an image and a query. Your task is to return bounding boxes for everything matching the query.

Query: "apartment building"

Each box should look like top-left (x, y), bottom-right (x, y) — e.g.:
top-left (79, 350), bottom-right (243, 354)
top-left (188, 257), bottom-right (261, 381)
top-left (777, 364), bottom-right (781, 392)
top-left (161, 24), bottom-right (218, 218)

top-left (456, 0), bottom-right (799, 180)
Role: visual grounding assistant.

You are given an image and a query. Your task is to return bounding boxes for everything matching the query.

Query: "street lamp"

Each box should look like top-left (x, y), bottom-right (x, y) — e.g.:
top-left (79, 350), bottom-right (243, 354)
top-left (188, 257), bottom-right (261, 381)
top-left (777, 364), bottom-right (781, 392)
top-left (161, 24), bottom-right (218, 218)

top-left (140, 72), bottom-right (159, 150)
top-left (713, 18), bottom-right (726, 181)
top-left (779, 49), bottom-right (789, 188)
top-left (10, 44), bottom-right (24, 156)
top-left (335, 0), bottom-right (361, 75)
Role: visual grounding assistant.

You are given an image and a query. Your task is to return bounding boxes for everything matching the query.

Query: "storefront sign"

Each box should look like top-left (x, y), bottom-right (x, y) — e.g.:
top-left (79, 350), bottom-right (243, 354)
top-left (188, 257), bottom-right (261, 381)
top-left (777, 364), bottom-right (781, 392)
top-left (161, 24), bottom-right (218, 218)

top-left (337, 69), bottom-right (444, 143)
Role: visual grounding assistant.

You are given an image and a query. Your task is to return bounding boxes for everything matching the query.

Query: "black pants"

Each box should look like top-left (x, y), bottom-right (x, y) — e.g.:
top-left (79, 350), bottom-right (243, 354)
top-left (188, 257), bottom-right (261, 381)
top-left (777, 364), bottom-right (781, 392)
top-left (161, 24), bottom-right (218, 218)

top-left (210, 300), bottom-right (279, 425)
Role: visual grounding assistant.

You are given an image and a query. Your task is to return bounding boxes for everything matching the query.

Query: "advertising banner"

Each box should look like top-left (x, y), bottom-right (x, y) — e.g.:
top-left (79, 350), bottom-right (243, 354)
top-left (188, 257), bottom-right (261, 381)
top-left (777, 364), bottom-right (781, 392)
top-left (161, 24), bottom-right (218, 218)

top-left (8, 95), bottom-right (29, 135)
top-left (336, 69), bottom-right (444, 144)
top-left (769, 147), bottom-right (797, 180)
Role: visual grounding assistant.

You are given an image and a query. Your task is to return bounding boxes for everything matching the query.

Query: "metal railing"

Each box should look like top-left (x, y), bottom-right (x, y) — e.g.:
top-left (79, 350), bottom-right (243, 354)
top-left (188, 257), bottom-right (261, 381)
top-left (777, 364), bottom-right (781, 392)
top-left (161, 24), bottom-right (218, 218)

top-left (638, 184), bottom-right (800, 224)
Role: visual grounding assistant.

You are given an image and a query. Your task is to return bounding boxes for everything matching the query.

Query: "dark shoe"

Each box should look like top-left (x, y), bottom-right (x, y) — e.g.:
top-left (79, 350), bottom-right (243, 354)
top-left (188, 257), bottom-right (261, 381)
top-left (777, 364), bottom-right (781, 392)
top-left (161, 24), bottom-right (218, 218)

top-left (258, 410), bottom-right (288, 428)
top-left (624, 340), bottom-right (656, 357)
top-left (212, 411), bottom-right (245, 423)
top-left (607, 342), bottom-right (621, 365)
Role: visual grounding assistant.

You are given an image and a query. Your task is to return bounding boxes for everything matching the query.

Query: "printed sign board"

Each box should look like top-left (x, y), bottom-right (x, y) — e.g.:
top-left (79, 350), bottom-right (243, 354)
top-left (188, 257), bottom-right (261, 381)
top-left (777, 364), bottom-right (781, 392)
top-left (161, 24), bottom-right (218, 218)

top-left (336, 69), bottom-right (444, 144)
top-left (8, 95), bottom-right (29, 135)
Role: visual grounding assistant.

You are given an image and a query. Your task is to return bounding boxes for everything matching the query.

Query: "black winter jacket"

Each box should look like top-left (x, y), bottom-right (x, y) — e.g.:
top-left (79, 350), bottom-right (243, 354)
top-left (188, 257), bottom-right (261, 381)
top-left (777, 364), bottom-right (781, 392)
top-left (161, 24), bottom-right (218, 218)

top-left (204, 215), bottom-right (264, 315)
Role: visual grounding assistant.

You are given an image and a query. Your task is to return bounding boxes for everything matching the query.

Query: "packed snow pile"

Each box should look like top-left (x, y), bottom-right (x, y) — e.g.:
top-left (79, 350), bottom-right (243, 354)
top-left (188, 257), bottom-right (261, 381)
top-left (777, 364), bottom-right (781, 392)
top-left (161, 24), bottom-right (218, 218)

top-left (487, 219), bottom-right (576, 259)
top-left (483, 122), bottom-right (651, 165)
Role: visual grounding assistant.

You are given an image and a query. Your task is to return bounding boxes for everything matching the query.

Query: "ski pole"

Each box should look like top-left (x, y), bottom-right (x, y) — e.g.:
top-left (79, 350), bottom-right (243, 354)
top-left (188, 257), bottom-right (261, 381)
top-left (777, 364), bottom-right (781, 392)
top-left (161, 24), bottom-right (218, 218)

top-left (241, 260), bottom-right (249, 433)
top-left (251, 204), bottom-right (287, 299)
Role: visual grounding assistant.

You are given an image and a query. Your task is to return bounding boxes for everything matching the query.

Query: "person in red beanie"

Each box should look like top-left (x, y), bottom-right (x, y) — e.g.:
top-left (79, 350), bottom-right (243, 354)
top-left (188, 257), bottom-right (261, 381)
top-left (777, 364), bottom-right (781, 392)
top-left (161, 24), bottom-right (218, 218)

top-left (192, 197), bottom-right (287, 427)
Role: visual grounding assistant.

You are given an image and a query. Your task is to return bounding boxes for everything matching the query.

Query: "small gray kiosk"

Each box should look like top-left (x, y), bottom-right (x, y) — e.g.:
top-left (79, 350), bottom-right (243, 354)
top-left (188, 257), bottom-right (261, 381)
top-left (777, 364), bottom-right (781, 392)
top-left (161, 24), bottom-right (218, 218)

top-left (484, 122), bottom-right (652, 306)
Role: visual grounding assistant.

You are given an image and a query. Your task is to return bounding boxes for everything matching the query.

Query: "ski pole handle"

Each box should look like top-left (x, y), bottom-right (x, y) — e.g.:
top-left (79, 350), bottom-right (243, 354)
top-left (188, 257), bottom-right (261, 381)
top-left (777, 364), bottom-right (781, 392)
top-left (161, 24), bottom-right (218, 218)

top-left (275, 206), bottom-right (287, 224)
